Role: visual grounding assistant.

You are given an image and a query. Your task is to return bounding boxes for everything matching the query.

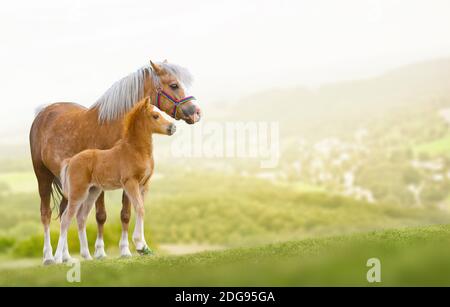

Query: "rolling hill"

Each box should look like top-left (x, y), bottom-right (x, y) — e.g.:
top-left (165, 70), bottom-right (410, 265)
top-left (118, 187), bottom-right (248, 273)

top-left (225, 58), bottom-right (450, 139)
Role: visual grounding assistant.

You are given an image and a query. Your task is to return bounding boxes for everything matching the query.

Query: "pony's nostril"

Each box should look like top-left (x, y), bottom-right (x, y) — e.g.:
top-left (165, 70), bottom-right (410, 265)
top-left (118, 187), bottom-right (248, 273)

top-left (182, 105), bottom-right (196, 117)
top-left (168, 124), bottom-right (176, 135)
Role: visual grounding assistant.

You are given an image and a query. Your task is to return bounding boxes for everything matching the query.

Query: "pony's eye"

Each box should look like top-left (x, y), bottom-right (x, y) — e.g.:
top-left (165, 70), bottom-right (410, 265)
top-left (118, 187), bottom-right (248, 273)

top-left (152, 114), bottom-right (159, 120)
top-left (170, 84), bottom-right (179, 90)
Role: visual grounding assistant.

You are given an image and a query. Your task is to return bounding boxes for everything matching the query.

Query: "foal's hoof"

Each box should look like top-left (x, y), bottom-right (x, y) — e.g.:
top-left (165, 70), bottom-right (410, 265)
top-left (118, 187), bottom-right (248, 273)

top-left (120, 252), bottom-right (132, 259)
top-left (137, 246), bottom-right (154, 256)
top-left (43, 259), bottom-right (55, 266)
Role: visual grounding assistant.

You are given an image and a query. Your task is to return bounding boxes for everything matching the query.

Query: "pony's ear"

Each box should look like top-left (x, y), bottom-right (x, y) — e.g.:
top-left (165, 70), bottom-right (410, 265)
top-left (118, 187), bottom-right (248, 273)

top-left (163, 59), bottom-right (168, 64)
top-left (150, 60), bottom-right (163, 75)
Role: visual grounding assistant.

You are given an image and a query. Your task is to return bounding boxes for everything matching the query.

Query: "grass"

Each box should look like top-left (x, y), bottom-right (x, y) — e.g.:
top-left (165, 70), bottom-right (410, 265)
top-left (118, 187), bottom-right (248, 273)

top-left (0, 171), bottom-right (37, 194)
top-left (1, 224), bottom-right (450, 286)
top-left (414, 134), bottom-right (450, 156)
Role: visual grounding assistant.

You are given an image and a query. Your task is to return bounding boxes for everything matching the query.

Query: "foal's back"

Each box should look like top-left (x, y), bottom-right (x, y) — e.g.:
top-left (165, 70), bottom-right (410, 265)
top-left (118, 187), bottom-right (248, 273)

top-left (61, 146), bottom-right (123, 201)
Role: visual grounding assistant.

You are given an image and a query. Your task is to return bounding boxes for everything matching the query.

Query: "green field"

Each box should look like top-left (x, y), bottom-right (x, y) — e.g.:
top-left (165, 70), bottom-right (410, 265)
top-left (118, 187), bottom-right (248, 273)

top-left (414, 135), bottom-right (450, 156)
top-left (1, 170), bottom-right (449, 259)
top-left (1, 147), bottom-right (450, 286)
top-left (1, 225), bottom-right (450, 286)
top-left (0, 172), bottom-right (37, 194)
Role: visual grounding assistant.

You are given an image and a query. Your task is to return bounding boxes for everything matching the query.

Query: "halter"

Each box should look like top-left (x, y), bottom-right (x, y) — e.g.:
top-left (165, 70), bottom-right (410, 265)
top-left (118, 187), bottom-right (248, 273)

top-left (156, 89), bottom-right (196, 119)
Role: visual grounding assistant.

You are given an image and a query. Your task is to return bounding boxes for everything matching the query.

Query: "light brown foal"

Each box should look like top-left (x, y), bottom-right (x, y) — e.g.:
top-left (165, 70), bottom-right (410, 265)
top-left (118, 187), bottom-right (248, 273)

top-left (54, 98), bottom-right (175, 263)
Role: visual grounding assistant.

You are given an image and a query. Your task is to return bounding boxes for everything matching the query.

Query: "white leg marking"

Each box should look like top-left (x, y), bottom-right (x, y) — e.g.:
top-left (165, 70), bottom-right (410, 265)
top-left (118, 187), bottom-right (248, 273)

top-left (94, 235), bottom-right (107, 259)
top-left (42, 226), bottom-right (55, 265)
top-left (119, 229), bottom-right (132, 258)
top-left (78, 188), bottom-right (101, 260)
top-left (55, 200), bottom-right (82, 264)
top-left (132, 214), bottom-right (147, 251)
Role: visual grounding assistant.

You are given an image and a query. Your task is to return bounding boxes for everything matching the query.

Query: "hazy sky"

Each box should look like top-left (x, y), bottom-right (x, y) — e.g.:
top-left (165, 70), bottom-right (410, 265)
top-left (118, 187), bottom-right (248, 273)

top-left (1, 0), bottom-right (450, 142)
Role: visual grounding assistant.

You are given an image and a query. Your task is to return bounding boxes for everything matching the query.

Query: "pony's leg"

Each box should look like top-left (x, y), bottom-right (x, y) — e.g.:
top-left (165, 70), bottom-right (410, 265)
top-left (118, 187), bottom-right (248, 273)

top-left (94, 192), bottom-right (107, 259)
top-left (36, 168), bottom-right (55, 265)
top-left (77, 187), bottom-right (102, 260)
top-left (124, 180), bottom-right (149, 254)
top-left (54, 199), bottom-right (83, 264)
top-left (119, 192), bottom-right (132, 258)
top-left (59, 197), bottom-right (72, 263)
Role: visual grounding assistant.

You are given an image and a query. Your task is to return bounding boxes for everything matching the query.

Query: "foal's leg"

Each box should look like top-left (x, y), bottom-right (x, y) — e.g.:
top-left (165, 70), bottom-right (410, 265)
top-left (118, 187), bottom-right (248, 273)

top-left (77, 187), bottom-right (102, 260)
top-left (54, 197), bottom-right (84, 264)
top-left (94, 192), bottom-right (107, 259)
top-left (124, 180), bottom-right (150, 254)
top-left (119, 192), bottom-right (132, 258)
top-left (59, 197), bottom-right (72, 263)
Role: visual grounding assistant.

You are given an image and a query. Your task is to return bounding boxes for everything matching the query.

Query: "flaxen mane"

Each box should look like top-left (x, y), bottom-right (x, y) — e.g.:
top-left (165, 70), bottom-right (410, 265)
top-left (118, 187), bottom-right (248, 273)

top-left (93, 62), bottom-right (193, 122)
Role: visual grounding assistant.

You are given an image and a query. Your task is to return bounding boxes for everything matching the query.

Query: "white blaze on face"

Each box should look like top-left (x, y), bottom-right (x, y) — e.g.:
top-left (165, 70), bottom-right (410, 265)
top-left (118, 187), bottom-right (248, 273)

top-left (180, 81), bottom-right (191, 97)
top-left (180, 81), bottom-right (200, 122)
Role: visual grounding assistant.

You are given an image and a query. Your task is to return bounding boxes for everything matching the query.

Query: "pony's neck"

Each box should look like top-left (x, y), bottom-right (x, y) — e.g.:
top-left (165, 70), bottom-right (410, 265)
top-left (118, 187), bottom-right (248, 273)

top-left (143, 72), bottom-right (158, 107)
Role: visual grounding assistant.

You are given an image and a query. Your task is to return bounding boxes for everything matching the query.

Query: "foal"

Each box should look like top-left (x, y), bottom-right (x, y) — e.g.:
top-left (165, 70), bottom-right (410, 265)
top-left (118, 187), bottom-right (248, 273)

top-left (54, 97), bottom-right (176, 263)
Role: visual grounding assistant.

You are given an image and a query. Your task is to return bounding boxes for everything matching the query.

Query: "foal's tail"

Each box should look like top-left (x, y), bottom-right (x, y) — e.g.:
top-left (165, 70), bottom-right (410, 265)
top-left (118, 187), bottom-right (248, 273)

top-left (60, 159), bottom-right (70, 198)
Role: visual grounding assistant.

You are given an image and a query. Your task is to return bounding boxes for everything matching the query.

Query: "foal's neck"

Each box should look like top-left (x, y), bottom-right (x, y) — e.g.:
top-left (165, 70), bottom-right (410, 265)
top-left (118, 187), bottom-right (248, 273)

top-left (122, 117), bottom-right (154, 158)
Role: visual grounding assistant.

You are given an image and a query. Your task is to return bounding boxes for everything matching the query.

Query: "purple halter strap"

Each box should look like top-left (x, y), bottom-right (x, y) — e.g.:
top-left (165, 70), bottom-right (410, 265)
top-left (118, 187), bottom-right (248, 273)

top-left (156, 89), bottom-right (196, 119)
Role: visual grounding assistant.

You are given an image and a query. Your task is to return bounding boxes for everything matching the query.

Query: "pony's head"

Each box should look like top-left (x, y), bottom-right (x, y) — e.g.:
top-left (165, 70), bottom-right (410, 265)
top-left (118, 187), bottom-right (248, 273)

top-left (94, 60), bottom-right (202, 124)
top-left (149, 60), bottom-right (202, 125)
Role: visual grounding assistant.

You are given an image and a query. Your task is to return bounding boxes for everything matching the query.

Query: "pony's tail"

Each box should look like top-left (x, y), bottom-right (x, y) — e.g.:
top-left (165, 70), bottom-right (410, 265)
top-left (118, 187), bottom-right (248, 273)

top-left (34, 104), bottom-right (49, 117)
top-left (51, 178), bottom-right (64, 219)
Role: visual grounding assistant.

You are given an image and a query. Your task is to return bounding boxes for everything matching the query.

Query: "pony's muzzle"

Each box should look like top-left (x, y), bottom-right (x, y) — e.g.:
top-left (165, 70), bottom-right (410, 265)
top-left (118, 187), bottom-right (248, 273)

top-left (167, 123), bottom-right (177, 135)
top-left (181, 104), bottom-right (202, 124)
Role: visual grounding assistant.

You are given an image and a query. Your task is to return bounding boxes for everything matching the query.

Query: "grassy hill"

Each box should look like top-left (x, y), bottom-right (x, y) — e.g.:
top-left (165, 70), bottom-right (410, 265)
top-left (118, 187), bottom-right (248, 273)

top-left (1, 224), bottom-right (450, 286)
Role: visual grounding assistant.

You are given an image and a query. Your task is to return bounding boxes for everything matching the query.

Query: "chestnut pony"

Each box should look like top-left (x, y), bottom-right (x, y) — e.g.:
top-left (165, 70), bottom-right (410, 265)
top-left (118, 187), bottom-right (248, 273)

top-left (55, 98), bottom-right (175, 263)
top-left (30, 60), bottom-right (201, 265)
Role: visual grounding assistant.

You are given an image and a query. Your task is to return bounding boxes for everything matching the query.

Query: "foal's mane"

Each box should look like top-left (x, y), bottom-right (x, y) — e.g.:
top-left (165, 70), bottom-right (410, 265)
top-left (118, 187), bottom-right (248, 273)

top-left (92, 62), bottom-right (193, 122)
top-left (122, 98), bottom-right (149, 138)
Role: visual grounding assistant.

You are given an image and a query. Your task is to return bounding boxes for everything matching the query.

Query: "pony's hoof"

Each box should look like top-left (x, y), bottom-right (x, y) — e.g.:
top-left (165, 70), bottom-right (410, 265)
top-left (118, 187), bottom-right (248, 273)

top-left (62, 257), bottom-right (73, 264)
top-left (120, 247), bottom-right (132, 258)
top-left (137, 246), bottom-right (153, 256)
top-left (94, 248), bottom-right (107, 260)
top-left (43, 258), bottom-right (55, 266)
